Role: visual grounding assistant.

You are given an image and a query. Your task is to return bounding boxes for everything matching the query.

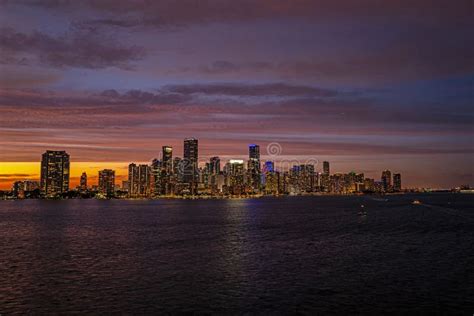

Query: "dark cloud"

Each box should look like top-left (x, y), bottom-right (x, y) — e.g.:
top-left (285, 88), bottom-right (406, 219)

top-left (0, 87), bottom-right (191, 109)
top-left (164, 83), bottom-right (339, 97)
top-left (12, 0), bottom-right (472, 29)
top-left (1, 84), bottom-right (472, 136)
top-left (195, 47), bottom-right (474, 82)
top-left (0, 173), bottom-right (34, 177)
top-left (0, 27), bottom-right (144, 69)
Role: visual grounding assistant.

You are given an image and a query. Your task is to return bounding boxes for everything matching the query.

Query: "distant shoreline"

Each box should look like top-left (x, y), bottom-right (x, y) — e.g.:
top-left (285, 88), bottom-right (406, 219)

top-left (2, 191), bottom-right (471, 201)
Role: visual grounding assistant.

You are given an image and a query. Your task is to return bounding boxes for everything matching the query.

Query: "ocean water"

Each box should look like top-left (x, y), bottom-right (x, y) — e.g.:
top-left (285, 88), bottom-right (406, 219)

top-left (1, 193), bottom-right (473, 314)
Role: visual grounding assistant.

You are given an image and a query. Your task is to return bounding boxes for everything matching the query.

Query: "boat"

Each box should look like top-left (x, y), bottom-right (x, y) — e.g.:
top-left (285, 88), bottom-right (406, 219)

top-left (358, 204), bottom-right (367, 216)
top-left (412, 200), bottom-right (422, 205)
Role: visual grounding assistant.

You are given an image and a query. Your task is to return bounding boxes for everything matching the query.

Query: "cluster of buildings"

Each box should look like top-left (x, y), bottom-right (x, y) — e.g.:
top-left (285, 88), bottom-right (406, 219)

top-left (10, 138), bottom-right (403, 198)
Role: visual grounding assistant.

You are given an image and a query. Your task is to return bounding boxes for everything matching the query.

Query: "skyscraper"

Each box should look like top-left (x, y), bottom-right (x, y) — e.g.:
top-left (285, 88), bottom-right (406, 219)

top-left (80, 172), bottom-right (87, 191)
top-left (98, 169), bottom-right (115, 197)
top-left (381, 170), bottom-right (392, 192)
top-left (228, 159), bottom-right (245, 195)
top-left (138, 164), bottom-right (151, 196)
top-left (151, 158), bottom-right (162, 195)
top-left (264, 161), bottom-right (275, 173)
top-left (128, 163), bottom-right (152, 197)
top-left (323, 161), bottom-right (330, 175)
top-left (209, 156), bottom-right (221, 175)
top-left (183, 138), bottom-right (198, 191)
top-left (173, 157), bottom-right (183, 183)
top-left (393, 173), bottom-right (402, 192)
top-left (322, 161), bottom-right (330, 192)
top-left (160, 146), bottom-right (173, 195)
top-left (128, 163), bottom-right (139, 197)
top-left (40, 150), bottom-right (70, 197)
top-left (162, 146), bottom-right (173, 175)
top-left (248, 144), bottom-right (261, 191)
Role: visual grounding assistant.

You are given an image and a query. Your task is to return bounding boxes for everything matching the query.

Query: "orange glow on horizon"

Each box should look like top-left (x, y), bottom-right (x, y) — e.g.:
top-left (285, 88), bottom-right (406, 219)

top-left (0, 162), bottom-right (133, 190)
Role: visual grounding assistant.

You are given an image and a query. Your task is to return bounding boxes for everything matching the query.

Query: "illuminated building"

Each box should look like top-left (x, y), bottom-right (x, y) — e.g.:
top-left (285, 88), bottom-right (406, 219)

top-left (128, 163), bottom-right (151, 197)
top-left (12, 180), bottom-right (39, 198)
top-left (381, 170), bottom-right (392, 192)
top-left (138, 164), bottom-right (151, 197)
top-left (80, 172), bottom-right (87, 191)
top-left (183, 138), bottom-right (199, 192)
top-left (209, 156), bottom-right (220, 175)
top-left (279, 171), bottom-right (290, 194)
top-left (248, 144), bottom-right (261, 191)
top-left (40, 150), bottom-right (70, 197)
top-left (162, 146), bottom-right (173, 175)
top-left (265, 171), bottom-right (279, 195)
top-left (393, 173), bottom-right (402, 192)
top-left (216, 174), bottom-right (225, 193)
top-left (227, 159), bottom-right (245, 195)
top-left (151, 158), bottom-right (162, 195)
top-left (264, 161), bottom-right (274, 173)
top-left (128, 163), bottom-right (139, 196)
top-left (330, 173), bottom-right (345, 194)
top-left (364, 178), bottom-right (375, 192)
top-left (321, 161), bottom-right (330, 192)
top-left (98, 169), bottom-right (115, 197)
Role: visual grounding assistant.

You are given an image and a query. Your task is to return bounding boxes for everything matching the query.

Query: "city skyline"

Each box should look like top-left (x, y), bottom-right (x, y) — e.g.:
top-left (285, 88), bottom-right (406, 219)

top-left (6, 144), bottom-right (406, 198)
top-left (1, 1), bottom-right (473, 189)
top-left (0, 139), bottom-right (468, 190)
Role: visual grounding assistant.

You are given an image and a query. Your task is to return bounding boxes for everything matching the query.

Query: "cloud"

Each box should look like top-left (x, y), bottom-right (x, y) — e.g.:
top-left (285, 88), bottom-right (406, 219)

top-left (164, 83), bottom-right (339, 97)
top-left (0, 173), bottom-right (34, 177)
top-left (192, 51), bottom-right (474, 83)
top-left (15, 0), bottom-right (472, 29)
top-left (0, 27), bottom-right (144, 69)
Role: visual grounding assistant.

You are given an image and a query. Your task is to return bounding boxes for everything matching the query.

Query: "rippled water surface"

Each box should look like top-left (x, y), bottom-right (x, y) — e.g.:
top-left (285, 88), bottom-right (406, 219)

top-left (1, 194), bottom-right (473, 314)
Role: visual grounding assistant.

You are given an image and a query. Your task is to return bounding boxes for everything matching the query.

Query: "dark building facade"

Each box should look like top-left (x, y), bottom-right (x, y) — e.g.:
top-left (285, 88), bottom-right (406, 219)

top-left (183, 138), bottom-right (199, 190)
top-left (381, 170), bottom-right (392, 192)
top-left (80, 172), bottom-right (87, 191)
top-left (393, 173), bottom-right (402, 192)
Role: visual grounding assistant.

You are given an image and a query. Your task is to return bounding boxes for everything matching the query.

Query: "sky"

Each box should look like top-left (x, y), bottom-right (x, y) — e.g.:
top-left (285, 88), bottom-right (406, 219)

top-left (0, 0), bottom-right (473, 189)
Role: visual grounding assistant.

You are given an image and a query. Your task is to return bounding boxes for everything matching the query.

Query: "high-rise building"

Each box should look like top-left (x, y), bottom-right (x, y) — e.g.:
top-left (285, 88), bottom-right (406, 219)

top-left (138, 164), bottom-right (151, 196)
top-left (248, 144), bottom-right (261, 191)
top-left (323, 161), bottom-right (330, 175)
top-left (40, 150), bottom-right (70, 197)
top-left (128, 163), bottom-right (150, 197)
top-left (183, 138), bottom-right (199, 191)
top-left (209, 156), bottom-right (220, 175)
top-left (151, 158), bottom-right (162, 195)
top-left (393, 173), bottom-right (402, 192)
top-left (162, 146), bottom-right (173, 175)
top-left (173, 157), bottom-right (183, 183)
top-left (321, 161), bottom-right (330, 192)
top-left (264, 171), bottom-right (279, 195)
top-left (381, 170), bottom-right (392, 192)
top-left (128, 163), bottom-right (139, 196)
top-left (264, 161), bottom-right (275, 173)
top-left (160, 146), bottom-right (173, 195)
top-left (80, 172), bottom-right (87, 191)
top-left (227, 159), bottom-right (245, 195)
top-left (98, 169), bottom-right (115, 197)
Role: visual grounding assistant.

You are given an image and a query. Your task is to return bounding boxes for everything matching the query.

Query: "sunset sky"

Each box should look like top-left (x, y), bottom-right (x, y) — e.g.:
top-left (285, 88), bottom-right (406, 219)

top-left (0, 0), bottom-right (473, 189)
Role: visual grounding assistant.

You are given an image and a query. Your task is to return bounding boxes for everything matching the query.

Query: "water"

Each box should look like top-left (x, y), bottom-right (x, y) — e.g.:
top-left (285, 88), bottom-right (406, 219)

top-left (1, 193), bottom-right (473, 314)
